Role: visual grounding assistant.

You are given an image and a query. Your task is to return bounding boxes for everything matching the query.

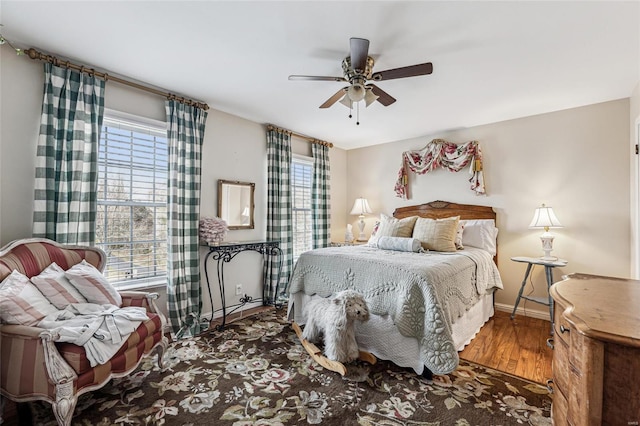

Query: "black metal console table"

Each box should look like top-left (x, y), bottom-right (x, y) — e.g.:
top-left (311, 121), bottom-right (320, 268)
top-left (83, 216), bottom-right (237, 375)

top-left (203, 240), bottom-right (282, 330)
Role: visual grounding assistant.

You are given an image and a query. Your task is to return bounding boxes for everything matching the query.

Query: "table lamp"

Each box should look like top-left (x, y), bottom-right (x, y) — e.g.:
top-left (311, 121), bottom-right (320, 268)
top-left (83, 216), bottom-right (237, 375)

top-left (529, 204), bottom-right (563, 261)
top-left (350, 197), bottom-right (372, 241)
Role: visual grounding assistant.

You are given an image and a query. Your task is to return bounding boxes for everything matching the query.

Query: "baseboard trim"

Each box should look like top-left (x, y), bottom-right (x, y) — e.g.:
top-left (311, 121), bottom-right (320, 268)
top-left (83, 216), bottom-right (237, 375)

top-left (494, 302), bottom-right (551, 321)
top-left (202, 300), bottom-right (265, 322)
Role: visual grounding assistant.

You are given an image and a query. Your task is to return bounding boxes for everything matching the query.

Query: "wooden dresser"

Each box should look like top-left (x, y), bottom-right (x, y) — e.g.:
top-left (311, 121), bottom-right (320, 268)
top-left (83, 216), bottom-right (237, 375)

top-left (549, 273), bottom-right (640, 425)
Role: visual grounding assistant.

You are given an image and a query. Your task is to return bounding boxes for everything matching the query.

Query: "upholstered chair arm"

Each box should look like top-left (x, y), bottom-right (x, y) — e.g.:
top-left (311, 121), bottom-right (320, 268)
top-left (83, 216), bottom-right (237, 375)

top-left (1, 323), bottom-right (45, 339)
top-left (0, 324), bottom-right (77, 407)
top-left (120, 291), bottom-right (155, 311)
top-left (119, 291), bottom-right (169, 335)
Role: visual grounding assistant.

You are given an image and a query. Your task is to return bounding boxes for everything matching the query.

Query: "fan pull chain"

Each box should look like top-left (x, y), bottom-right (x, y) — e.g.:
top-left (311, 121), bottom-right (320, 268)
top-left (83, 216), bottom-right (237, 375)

top-left (356, 102), bottom-right (360, 125)
top-left (348, 103), bottom-right (352, 119)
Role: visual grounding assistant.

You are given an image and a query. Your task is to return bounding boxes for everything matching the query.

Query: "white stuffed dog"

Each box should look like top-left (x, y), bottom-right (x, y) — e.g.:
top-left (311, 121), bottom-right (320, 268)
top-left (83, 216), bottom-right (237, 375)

top-left (302, 290), bottom-right (370, 363)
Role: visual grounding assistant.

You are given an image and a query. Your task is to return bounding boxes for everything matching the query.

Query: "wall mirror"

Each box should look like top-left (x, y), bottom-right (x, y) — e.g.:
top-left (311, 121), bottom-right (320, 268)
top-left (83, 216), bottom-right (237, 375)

top-left (218, 180), bottom-right (255, 230)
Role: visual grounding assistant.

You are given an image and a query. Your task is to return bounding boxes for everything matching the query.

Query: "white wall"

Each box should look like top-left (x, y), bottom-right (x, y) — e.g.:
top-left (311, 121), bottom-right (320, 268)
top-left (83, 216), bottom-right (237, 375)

top-left (0, 47), bottom-right (348, 319)
top-left (347, 99), bottom-right (631, 318)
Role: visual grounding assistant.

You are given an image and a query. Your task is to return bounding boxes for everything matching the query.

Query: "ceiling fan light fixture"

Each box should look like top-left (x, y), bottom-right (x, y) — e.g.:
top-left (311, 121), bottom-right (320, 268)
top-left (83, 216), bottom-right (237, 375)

top-left (364, 87), bottom-right (379, 107)
top-left (347, 83), bottom-right (366, 102)
top-left (290, 38), bottom-right (431, 113)
top-left (339, 93), bottom-right (353, 109)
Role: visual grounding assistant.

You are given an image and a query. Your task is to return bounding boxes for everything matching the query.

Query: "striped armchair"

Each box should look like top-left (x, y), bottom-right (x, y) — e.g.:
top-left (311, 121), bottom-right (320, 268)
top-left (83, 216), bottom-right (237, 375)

top-left (0, 238), bottom-right (169, 426)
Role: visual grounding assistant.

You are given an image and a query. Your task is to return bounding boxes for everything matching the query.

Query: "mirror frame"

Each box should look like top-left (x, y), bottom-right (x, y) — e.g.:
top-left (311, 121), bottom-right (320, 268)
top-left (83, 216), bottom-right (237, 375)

top-left (217, 179), bottom-right (255, 230)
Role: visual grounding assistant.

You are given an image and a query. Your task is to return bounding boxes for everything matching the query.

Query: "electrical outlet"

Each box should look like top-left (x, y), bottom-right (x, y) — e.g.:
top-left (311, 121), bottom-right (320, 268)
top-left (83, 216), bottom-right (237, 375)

top-left (235, 284), bottom-right (242, 295)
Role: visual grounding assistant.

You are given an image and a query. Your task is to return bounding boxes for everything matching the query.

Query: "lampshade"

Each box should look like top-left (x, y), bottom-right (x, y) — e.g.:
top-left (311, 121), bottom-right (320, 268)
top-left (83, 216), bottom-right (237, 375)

top-left (347, 83), bottom-right (366, 102)
top-left (339, 93), bottom-right (353, 108)
top-left (350, 198), bottom-right (372, 216)
top-left (241, 206), bottom-right (250, 217)
top-left (364, 87), bottom-right (379, 107)
top-left (529, 204), bottom-right (563, 231)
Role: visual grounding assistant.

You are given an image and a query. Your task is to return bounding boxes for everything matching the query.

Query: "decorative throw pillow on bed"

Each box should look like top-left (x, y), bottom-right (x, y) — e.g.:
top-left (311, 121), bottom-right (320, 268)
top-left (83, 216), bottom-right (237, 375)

top-left (0, 270), bottom-right (59, 326)
top-left (376, 236), bottom-right (422, 252)
top-left (31, 262), bottom-right (88, 309)
top-left (412, 216), bottom-right (460, 252)
top-left (367, 214), bottom-right (418, 245)
top-left (65, 260), bottom-right (122, 306)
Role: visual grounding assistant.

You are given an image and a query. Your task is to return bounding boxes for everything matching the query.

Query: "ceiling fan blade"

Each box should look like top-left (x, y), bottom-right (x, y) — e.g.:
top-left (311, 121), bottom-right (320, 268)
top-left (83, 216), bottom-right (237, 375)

top-left (319, 87), bottom-right (348, 109)
top-left (350, 37), bottom-right (370, 73)
top-left (369, 84), bottom-right (396, 106)
top-left (289, 75), bottom-right (347, 82)
top-left (371, 62), bottom-right (433, 81)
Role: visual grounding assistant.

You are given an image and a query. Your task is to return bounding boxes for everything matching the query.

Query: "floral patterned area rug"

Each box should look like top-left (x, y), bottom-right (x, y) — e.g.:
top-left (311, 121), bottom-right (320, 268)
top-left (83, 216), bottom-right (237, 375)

top-left (31, 309), bottom-right (552, 425)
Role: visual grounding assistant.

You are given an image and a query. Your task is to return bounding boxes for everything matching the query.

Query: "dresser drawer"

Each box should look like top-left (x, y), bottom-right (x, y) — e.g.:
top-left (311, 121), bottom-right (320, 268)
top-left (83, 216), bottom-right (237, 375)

top-left (552, 384), bottom-right (570, 426)
top-left (552, 335), bottom-right (570, 396)
top-left (550, 274), bottom-right (640, 425)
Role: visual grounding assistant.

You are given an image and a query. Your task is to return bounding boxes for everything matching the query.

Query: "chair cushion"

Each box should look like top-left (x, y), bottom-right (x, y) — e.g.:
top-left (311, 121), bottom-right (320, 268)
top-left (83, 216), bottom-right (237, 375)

top-left (56, 312), bottom-right (162, 375)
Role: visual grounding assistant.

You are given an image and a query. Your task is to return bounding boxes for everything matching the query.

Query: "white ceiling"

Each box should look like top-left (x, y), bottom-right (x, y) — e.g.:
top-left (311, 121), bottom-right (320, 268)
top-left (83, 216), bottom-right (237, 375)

top-left (2, 1), bottom-right (639, 150)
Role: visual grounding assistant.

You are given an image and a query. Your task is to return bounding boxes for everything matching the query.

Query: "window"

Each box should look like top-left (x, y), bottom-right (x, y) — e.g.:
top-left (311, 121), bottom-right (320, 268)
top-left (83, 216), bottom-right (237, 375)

top-left (291, 156), bottom-right (313, 260)
top-left (96, 110), bottom-right (168, 288)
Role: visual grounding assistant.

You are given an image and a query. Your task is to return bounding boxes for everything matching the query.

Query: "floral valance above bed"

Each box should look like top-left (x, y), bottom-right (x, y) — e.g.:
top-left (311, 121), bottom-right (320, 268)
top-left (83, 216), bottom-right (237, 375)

top-left (394, 139), bottom-right (486, 199)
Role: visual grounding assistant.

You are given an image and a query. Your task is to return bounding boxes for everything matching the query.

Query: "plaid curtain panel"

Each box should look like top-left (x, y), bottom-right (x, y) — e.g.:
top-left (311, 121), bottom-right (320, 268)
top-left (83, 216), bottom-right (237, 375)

top-left (32, 63), bottom-right (105, 245)
top-left (312, 143), bottom-right (331, 249)
top-left (265, 129), bottom-right (293, 302)
top-left (165, 100), bottom-right (208, 337)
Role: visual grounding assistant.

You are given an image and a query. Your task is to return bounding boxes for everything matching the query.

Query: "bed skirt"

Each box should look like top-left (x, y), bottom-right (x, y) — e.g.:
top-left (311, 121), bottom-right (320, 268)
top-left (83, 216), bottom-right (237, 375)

top-left (287, 291), bottom-right (494, 375)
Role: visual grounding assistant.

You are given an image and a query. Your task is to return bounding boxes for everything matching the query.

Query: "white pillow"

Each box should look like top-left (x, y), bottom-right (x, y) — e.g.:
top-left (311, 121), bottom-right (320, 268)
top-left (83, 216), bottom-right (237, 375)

top-left (0, 270), bottom-right (59, 326)
top-left (461, 219), bottom-right (498, 256)
top-left (65, 260), bottom-right (122, 306)
top-left (31, 262), bottom-right (88, 309)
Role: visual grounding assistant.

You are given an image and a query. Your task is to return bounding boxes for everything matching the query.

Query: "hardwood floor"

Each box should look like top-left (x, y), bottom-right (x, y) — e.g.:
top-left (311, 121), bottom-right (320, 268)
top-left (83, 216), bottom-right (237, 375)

top-left (459, 309), bottom-right (553, 384)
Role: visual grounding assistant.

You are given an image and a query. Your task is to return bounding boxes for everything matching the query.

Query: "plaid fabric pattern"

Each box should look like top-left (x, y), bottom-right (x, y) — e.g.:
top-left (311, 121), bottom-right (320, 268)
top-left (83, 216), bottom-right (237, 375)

top-left (165, 100), bottom-right (208, 337)
top-left (265, 129), bottom-right (293, 302)
top-left (32, 63), bottom-right (105, 245)
top-left (312, 144), bottom-right (331, 249)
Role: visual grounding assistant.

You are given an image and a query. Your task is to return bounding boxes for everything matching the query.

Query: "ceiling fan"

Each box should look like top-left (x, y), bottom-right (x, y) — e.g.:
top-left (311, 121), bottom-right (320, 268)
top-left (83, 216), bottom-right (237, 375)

top-left (289, 37), bottom-right (433, 113)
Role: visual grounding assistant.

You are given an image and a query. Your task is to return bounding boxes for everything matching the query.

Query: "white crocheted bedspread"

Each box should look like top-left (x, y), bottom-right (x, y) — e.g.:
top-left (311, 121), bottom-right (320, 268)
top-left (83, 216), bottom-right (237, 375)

top-left (288, 245), bottom-right (503, 374)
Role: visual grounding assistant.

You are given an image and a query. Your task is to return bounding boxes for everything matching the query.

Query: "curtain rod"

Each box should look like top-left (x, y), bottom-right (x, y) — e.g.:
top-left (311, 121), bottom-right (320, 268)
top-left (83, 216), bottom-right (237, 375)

top-left (24, 48), bottom-right (209, 111)
top-left (267, 125), bottom-right (334, 148)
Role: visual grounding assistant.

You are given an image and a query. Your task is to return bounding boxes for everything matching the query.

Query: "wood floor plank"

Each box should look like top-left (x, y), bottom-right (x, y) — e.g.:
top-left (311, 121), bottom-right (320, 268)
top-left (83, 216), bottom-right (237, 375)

top-left (459, 310), bottom-right (553, 384)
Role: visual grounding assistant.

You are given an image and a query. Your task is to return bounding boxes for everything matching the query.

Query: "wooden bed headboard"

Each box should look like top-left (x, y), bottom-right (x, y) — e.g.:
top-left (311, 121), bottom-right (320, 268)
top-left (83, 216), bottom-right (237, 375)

top-left (393, 200), bottom-right (498, 264)
top-left (393, 200), bottom-right (496, 222)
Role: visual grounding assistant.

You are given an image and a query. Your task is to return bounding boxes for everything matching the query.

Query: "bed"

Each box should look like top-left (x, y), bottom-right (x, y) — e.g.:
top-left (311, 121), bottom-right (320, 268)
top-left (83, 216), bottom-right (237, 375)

top-left (287, 200), bottom-right (503, 375)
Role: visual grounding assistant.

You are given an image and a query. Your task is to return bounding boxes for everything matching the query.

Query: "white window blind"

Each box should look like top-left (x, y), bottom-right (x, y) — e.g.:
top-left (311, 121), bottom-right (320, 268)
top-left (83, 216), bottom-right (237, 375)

top-left (292, 156), bottom-right (313, 260)
top-left (96, 111), bottom-right (168, 288)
